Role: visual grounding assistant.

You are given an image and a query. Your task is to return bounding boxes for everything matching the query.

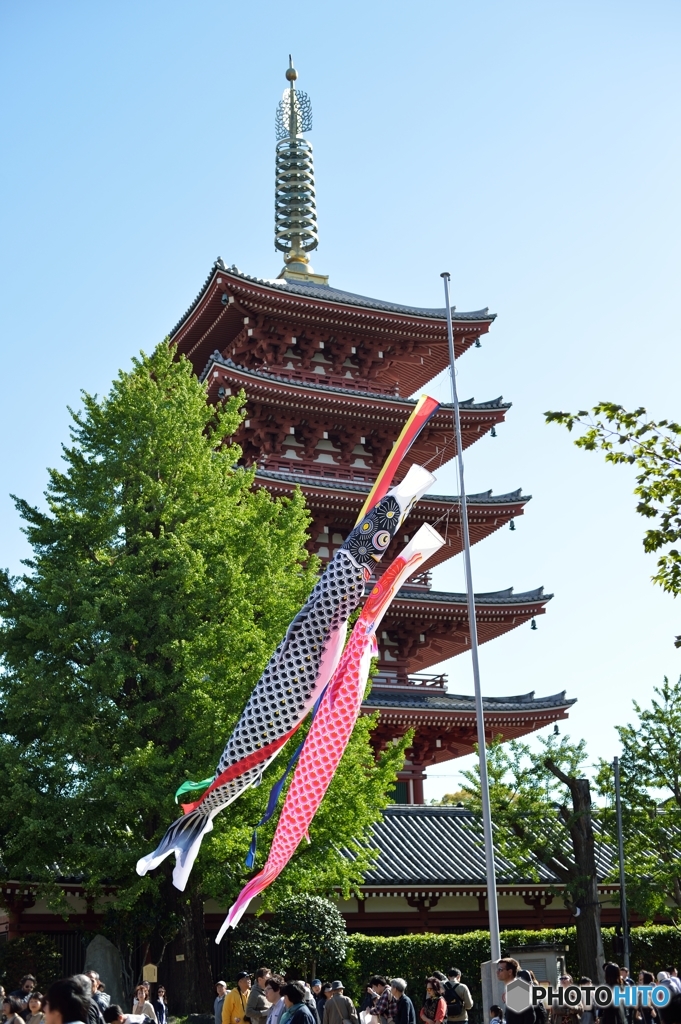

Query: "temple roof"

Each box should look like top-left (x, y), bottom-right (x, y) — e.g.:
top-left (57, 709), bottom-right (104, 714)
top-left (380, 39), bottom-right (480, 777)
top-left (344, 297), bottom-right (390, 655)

top-left (398, 585), bottom-right (551, 605)
top-left (364, 688), bottom-right (576, 713)
top-left (380, 586), bottom-right (552, 671)
top-left (202, 352), bottom-right (509, 413)
top-left (355, 805), bottom-right (612, 887)
top-left (171, 260), bottom-right (496, 340)
top-left (255, 468), bottom-right (528, 505)
top-left (225, 268), bottom-right (494, 321)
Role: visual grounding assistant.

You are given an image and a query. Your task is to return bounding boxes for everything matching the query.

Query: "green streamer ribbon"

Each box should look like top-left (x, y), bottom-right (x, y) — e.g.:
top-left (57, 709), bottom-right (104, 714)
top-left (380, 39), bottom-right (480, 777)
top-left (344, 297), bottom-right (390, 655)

top-left (175, 776), bottom-right (213, 803)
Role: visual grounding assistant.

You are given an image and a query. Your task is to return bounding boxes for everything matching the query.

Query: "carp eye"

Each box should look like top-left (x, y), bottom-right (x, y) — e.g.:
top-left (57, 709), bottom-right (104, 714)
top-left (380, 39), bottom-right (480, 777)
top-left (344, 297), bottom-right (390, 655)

top-left (373, 530), bottom-right (391, 550)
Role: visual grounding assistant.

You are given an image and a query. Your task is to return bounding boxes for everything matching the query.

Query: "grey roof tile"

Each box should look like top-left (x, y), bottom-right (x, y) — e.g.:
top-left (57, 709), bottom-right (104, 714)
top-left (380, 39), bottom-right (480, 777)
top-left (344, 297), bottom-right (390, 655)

top-left (170, 260), bottom-right (496, 341)
top-left (350, 805), bottom-right (612, 886)
top-left (255, 469), bottom-right (529, 505)
top-left (397, 586), bottom-right (552, 605)
top-left (364, 689), bottom-right (577, 713)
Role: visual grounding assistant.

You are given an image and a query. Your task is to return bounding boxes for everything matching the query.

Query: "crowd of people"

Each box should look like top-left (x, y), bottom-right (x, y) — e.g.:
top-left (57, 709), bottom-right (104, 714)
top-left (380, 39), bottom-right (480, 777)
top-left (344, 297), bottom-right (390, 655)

top-left (495, 956), bottom-right (681, 1024)
top-left (213, 958), bottom-right (681, 1024)
top-left (3, 953), bottom-right (681, 1024)
top-left (0, 973), bottom-right (168, 1024)
top-left (214, 967), bottom-right (475, 1024)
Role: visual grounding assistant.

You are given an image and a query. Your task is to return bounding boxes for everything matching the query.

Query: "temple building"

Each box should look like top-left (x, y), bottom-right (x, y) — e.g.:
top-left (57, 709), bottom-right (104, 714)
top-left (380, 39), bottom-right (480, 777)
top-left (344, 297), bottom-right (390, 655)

top-left (0, 61), bottom-right (580, 950)
top-left (169, 60), bottom-right (573, 809)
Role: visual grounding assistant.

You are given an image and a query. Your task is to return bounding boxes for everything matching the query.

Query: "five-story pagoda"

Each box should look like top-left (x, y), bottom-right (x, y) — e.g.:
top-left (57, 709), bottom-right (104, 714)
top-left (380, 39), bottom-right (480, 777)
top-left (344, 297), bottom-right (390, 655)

top-left (170, 60), bottom-right (573, 805)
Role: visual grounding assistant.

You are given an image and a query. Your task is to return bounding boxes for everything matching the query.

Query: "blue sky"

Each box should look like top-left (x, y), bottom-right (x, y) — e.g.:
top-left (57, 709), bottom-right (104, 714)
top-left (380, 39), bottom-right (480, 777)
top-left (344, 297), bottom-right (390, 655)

top-left (1, 1), bottom-right (680, 800)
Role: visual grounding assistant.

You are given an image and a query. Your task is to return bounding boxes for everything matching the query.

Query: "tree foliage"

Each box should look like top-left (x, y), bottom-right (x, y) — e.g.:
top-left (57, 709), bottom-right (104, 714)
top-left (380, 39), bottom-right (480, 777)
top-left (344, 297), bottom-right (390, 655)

top-left (461, 735), bottom-right (606, 979)
top-left (0, 342), bottom-right (407, 1006)
top-left (272, 894), bottom-right (347, 980)
top-left (230, 894), bottom-right (347, 982)
top-left (545, 404), bottom-right (681, 616)
top-left (0, 934), bottom-right (62, 991)
top-left (597, 676), bottom-right (681, 927)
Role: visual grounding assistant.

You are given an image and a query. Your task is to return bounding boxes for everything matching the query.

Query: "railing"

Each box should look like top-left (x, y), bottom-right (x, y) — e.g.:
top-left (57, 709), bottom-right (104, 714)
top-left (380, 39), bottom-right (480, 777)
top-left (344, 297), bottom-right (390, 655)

top-left (407, 673), bottom-right (447, 689)
top-left (404, 571), bottom-right (432, 590)
top-left (266, 364), bottom-right (399, 396)
top-left (372, 673), bottom-right (448, 690)
top-left (262, 457), bottom-right (370, 483)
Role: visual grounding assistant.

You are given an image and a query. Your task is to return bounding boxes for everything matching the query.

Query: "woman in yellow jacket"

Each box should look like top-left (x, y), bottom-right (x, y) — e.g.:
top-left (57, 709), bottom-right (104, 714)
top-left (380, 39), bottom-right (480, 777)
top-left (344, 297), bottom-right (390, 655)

top-left (223, 975), bottom-right (251, 1024)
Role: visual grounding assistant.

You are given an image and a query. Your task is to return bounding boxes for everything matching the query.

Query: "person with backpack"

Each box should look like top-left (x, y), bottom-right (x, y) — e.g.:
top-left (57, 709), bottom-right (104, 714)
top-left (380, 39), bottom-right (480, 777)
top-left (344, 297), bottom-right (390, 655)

top-left (444, 971), bottom-right (473, 1024)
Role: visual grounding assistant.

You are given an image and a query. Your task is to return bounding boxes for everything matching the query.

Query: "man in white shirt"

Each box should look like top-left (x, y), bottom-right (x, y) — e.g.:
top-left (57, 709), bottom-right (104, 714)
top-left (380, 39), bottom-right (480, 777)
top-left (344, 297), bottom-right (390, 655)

top-left (266, 977), bottom-right (286, 1024)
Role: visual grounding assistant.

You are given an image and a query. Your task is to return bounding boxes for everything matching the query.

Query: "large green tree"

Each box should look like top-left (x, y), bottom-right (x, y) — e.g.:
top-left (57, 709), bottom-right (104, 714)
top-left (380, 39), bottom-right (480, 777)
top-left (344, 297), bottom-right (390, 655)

top-left (461, 735), bottom-right (606, 982)
top-left (0, 343), bottom-right (406, 1011)
top-left (597, 676), bottom-right (681, 927)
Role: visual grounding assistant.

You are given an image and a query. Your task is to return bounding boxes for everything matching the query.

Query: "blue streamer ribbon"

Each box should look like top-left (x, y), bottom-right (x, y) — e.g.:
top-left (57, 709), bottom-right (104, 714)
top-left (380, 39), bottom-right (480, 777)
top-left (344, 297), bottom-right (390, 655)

top-left (244, 690), bottom-right (326, 869)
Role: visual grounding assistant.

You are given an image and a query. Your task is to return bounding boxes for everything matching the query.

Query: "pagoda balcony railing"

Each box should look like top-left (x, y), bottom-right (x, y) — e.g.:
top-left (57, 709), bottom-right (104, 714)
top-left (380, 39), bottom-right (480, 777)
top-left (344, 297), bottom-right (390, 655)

top-left (262, 456), bottom-right (373, 483)
top-left (365, 569), bottom-right (432, 591)
top-left (267, 364), bottom-right (399, 396)
top-left (406, 672), bottom-right (447, 689)
top-left (372, 672), bottom-right (448, 690)
top-left (402, 570), bottom-right (432, 590)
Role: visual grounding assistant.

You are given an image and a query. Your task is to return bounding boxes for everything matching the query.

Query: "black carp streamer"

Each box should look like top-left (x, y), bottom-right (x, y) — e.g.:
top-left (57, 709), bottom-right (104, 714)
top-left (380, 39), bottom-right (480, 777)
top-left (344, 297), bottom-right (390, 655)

top-left (136, 463), bottom-right (435, 890)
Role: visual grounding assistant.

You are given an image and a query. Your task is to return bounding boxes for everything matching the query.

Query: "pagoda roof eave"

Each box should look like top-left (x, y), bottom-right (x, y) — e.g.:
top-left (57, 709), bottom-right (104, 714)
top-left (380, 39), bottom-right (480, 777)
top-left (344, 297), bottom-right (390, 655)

top-left (254, 468), bottom-right (530, 507)
top-left (203, 352), bottom-right (510, 414)
top-left (363, 689), bottom-right (576, 714)
top-left (396, 585), bottom-right (552, 606)
top-left (170, 260), bottom-right (496, 341)
top-left (379, 586), bottom-right (552, 671)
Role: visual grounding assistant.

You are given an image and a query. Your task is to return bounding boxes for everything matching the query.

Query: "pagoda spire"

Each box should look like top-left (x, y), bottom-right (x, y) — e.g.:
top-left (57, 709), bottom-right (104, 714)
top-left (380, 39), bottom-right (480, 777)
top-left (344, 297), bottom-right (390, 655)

top-left (275, 57), bottom-right (327, 284)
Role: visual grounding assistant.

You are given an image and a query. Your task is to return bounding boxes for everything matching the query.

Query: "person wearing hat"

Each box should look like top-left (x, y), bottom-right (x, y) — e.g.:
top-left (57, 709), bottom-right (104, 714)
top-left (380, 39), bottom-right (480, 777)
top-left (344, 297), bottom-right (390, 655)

top-left (323, 983), bottom-right (358, 1024)
top-left (389, 981), bottom-right (414, 1024)
top-left (223, 975), bottom-right (252, 1024)
top-left (215, 983), bottom-right (229, 1024)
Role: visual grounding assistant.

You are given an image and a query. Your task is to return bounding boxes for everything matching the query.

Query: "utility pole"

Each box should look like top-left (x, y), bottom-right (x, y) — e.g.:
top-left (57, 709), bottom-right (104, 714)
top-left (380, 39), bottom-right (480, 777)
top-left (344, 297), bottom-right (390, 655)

top-left (441, 272), bottom-right (501, 961)
top-left (613, 756), bottom-right (630, 968)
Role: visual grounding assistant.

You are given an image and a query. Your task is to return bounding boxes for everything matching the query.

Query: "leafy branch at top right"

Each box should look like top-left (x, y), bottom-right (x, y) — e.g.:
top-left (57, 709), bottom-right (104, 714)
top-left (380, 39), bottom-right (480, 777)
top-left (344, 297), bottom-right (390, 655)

top-left (545, 403), bottom-right (681, 642)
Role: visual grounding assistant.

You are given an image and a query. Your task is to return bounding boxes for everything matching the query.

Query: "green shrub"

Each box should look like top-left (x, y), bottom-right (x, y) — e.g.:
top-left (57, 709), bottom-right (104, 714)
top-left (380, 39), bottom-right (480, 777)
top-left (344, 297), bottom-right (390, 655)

top-left (0, 934), bottom-right (62, 991)
top-left (344, 926), bottom-right (681, 1011)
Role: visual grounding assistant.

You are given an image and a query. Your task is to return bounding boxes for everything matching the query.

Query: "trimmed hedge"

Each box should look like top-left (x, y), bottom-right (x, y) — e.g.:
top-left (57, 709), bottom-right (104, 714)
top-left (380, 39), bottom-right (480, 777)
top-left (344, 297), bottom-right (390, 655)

top-left (345, 927), bottom-right (681, 1013)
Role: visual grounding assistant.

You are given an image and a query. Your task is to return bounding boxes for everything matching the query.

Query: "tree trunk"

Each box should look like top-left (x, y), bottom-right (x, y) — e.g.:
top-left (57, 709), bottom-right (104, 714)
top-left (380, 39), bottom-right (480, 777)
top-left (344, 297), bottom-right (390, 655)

top-left (545, 766), bottom-right (605, 984)
top-left (566, 779), bottom-right (605, 983)
top-left (157, 877), bottom-right (214, 1015)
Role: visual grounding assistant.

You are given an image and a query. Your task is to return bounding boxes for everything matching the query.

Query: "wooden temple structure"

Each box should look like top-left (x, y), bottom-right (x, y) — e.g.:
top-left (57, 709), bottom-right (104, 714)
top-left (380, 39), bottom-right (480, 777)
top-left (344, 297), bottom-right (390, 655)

top-left (169, 257), bottom-right (572, 803)
top-left (165, 59), bottom-right (573, 806)
top-left (0, 62), bottom-right (582, 952)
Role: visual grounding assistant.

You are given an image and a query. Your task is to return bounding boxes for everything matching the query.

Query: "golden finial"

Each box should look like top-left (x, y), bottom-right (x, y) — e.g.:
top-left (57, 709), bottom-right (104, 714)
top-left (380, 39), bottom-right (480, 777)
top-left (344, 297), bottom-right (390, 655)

top-left (285, 55), bottom-right (298, 83)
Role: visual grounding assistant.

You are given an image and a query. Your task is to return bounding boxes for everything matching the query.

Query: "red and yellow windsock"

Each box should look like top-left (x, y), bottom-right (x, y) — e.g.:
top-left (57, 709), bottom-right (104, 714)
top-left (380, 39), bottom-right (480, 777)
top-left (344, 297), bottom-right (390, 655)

top-left (355, 394), bottom-right (440, 525)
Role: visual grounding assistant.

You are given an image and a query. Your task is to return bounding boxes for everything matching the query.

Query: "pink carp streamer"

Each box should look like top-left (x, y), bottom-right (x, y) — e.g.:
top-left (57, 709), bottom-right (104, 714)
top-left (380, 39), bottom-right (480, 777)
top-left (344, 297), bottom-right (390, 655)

top-left (217, 522), bottom-right (444, 940)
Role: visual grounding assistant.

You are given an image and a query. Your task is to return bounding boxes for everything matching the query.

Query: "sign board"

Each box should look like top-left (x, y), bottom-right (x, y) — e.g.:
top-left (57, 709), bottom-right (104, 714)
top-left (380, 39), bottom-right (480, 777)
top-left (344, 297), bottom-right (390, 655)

top-left (143, 964), bottom-right (158, 982)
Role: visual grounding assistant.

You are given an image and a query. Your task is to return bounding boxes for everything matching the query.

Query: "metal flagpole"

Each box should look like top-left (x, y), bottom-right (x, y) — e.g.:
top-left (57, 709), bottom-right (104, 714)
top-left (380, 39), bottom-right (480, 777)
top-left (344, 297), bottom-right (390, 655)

top-left (613, 756), bottom-right (630, 968)
top-left (441, 271), bottom-right (501, 961)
